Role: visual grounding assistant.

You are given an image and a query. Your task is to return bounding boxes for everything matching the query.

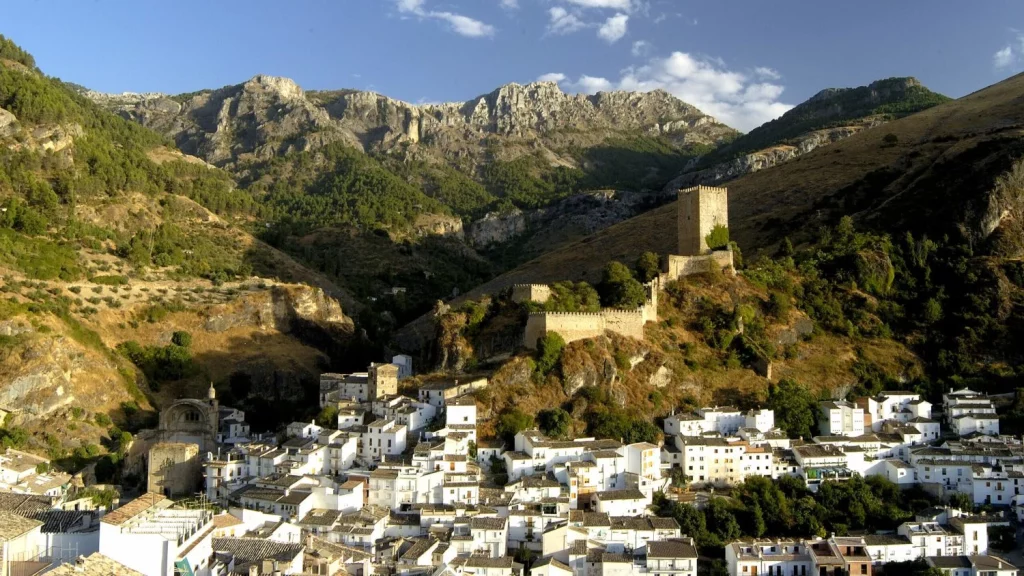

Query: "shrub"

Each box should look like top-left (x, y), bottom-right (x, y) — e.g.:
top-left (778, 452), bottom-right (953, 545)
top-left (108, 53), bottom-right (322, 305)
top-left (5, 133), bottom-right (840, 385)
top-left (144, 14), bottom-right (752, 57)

top-left (537, 408), bottom-right (571, 438)
top-left (496, 409), bottom-right (534, 444)
top-left (705, 224), bottom-right (730, 250)
top-left (598, 261), bottom-right (647, 309)
top-left (536, 332), bottom-right (566, 375)
top-left (171, 331), bottom-right (192, 348)
top-left (766, 292), bottom-right (792, 320)
top-left (89, 275), bottom-right (128, 286)
top-left (634, 251), bottom-right (661, 283)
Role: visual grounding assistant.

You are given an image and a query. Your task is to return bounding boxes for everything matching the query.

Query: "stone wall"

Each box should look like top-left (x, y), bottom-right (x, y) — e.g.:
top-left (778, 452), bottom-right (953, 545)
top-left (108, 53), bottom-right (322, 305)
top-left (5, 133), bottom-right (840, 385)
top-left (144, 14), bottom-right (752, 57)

top-left (523, 279), bottom-right (659, 349)
top-left (147, 442), bottom-right (201, 498)
top-left (511, 284), bottom-right (552, 304)
top-left (678, 185), bottom-right (729, 256)
top-left (664, 249), bottom-right (735, 280)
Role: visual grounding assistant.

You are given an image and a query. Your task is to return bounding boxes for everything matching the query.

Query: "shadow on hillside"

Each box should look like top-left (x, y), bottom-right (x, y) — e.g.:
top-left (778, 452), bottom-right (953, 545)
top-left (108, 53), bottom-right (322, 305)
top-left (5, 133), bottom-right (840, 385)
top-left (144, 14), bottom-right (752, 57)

top-left (580, 144), bottom-right (694, 191)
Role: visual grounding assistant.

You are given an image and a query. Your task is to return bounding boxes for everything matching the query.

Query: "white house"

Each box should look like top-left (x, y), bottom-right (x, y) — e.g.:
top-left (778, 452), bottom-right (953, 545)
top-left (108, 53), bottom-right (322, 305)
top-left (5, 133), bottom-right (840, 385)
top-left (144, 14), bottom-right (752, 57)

top-left (819, 401), bottom-right (865, 437)
top-left (393, 355), bottom-right (413, 380)
top-left (590, 489), bottom-right (647, 517)
top-left (358, 419), bottom-right (408, 463)
top-left (99, 493), bottom-right (214, 576)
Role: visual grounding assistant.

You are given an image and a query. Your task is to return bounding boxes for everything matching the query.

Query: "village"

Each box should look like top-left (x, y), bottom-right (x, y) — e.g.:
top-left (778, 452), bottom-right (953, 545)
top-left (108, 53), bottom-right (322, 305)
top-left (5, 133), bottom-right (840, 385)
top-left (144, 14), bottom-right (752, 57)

top-left (0, 187), bottom-right (1019, 576)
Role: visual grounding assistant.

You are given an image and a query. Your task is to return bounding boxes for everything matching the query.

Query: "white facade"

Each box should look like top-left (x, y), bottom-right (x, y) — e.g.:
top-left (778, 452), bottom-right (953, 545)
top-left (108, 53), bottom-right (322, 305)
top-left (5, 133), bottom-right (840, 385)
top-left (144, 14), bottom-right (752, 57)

top-left (99, 494), bottom-right (215, 576)
top-left (359, 419), bottom-right (408, 463)
top-left (819, 401), bottom-right (865, 437)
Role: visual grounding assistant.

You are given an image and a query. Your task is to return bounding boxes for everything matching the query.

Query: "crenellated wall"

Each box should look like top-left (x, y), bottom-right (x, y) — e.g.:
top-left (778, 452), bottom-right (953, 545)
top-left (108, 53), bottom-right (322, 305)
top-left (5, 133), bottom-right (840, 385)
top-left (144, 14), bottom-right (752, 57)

top-left (523, 279), bottom-right (658, 349)
top-left (511, 284), bottom-right (552, 304)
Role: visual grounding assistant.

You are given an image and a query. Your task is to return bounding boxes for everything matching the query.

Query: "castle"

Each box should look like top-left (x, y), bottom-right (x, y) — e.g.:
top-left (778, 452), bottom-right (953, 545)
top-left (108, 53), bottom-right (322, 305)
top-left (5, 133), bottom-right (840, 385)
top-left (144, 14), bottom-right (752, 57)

top-left (521, 185), bottom-right (732, 349)
top-left (664, 185), bottom-right (734, 279)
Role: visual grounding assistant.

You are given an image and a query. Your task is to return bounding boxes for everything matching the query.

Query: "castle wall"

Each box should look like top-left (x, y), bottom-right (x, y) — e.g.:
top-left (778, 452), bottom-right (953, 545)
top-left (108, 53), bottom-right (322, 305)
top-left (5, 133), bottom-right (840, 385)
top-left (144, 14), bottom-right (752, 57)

top-left (678, 185), bottom-right (729, 256)
top-left (664, 250), bottom-right (734, 281)
top-left (511, 284), bottom-right (552, 304)
top-left (601, 309), bottom-right (646, 341)
top-left (524, 309), bottom-right (648, 349)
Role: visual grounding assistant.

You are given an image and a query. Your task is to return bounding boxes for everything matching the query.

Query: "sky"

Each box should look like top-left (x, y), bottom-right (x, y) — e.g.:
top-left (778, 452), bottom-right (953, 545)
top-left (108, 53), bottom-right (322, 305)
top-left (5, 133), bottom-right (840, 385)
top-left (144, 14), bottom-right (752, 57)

top-left (4, 0), bottom-right (1024, 131)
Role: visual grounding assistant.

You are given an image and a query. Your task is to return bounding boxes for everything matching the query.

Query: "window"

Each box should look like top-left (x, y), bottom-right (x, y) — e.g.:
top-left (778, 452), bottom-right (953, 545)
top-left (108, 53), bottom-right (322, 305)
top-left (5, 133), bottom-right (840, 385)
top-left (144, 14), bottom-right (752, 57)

top-left (860, 565), bottom-right (867, 575)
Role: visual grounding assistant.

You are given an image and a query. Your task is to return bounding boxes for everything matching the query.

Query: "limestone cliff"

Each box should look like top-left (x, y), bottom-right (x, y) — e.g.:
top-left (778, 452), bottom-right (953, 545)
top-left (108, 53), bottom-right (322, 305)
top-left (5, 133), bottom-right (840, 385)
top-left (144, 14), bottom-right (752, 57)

top-left (666, 121), bottom-right (882, 189)
top-left (89, 79), bottom-right (736, 171)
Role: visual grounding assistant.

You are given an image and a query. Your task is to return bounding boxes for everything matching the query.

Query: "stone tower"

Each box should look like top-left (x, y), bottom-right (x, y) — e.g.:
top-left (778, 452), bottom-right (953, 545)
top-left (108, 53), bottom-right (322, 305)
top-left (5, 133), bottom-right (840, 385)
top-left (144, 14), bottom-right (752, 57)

top-left (678, 185), bottom-right (729, 256)
top-left (368, 363), bottom-right (399, 399)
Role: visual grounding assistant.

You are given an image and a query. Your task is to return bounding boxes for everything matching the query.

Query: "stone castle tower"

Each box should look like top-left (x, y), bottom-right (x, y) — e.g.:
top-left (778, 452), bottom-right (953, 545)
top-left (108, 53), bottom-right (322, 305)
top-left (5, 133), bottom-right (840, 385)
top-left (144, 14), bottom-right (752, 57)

top-left (678, 185), bottom-right (729, 256)
top-left (369, 362), bottom-right (399, 399)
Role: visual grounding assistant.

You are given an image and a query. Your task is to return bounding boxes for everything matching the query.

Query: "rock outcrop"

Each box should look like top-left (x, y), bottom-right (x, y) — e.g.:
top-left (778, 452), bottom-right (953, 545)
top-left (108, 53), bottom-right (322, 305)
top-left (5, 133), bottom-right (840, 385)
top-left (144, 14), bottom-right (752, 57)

top-left (666, 77), bottom-right (948, 190)
top-left (666, 122), bottom-right (882, 189)
top-left (90, 79), bottom-right (736, 171)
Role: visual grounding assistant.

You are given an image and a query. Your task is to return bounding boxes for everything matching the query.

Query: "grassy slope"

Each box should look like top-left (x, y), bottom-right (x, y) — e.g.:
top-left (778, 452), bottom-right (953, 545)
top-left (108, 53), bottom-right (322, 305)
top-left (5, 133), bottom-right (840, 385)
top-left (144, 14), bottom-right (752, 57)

top-left (451, 72), bottom-right (1024, 296)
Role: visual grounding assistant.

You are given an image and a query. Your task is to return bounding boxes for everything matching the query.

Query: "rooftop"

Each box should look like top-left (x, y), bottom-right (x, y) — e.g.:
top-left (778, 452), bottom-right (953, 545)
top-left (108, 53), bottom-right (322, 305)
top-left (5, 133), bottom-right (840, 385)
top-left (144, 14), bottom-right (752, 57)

top-left (0, 510), bottom-right (43, 540)
top-left (46, 553), bottom-right (145, 576)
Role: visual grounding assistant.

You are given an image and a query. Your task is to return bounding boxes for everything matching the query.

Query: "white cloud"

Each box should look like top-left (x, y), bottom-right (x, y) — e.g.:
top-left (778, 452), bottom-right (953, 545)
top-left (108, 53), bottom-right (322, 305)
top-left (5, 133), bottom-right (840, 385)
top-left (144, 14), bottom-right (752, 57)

top-left (394, 0), bottom-right (495, 38)
top-left (537, 72), bottom-right (568, 83)
top-left (547, 51), bottom-right (794, 131)
top-left (548, 7), bottom-right (587, 34)
top-left (754, 66), bottom-right (781, 80)
top-left (563, 0), bottom-right (634, 10)
top-left (994, 45), bottom-right (1014, 68)
top-left (573, 75), bottom-right (615, 93)
top-left (435, 12), bottom-right (495, 37)
top-left (598, 13), bottom-right (628, 43)
top-left (500, 0), bottom-right (519, 8)
top-left (631, 40), bottom-right (651, 57)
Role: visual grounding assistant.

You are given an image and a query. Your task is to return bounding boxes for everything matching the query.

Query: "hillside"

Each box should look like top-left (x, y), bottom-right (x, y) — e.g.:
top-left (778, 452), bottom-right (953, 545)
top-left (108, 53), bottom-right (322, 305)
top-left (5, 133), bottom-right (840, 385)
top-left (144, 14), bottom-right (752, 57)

top-left (0, 37), bottom-right (361, 464)
top-left (668, 77), bottom-right (950, 189)
top-left (420, 262), bottom-right (921, 445)
top-left (86, 74), bottom-right (743, 328)
top-left (399, 72), bottom-right (1024, 404)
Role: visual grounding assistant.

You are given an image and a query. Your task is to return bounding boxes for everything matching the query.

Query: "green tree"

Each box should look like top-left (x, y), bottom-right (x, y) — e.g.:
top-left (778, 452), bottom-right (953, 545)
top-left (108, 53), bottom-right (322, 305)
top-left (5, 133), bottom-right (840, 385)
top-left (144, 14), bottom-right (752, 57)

top-left (170, 331), bottom-right (192, 348)
top-left (766, 291), bottom-right (792, 320)
top-left (537, 408), bottom-right (571, 438)
top-left (536, 331), bottom-right (566, 375)
top-left (598, 261), bottom-right (647, 308)
top-left (948, 492), bottom-right (973, 512)
top-left (496, 409), bottom-right (534, 444)
top-left (705, 224), bottom-right (730, 250)
top-left (634, 251), bottom-right (661, 283)
top-left (316, 405), bottom-right (339, 427)
top-left (767, 379), bottom-right (818, 439)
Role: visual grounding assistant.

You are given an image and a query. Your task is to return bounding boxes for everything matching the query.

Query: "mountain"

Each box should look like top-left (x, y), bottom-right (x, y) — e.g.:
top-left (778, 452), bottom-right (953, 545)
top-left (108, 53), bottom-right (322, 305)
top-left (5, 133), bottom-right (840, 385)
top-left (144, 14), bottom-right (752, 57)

top-left (431, 72), bottom-right (1023, 293)
top-left (84, 76), bottom-right (742, 329)
top-left (0, 37), bottom-right (362, 461)
top-left (396, 71), bottom-right (1024, 408)
top-left (667, 77), bottom-right (950, 189)
top-left (89, 77), bottom-right (736, 173)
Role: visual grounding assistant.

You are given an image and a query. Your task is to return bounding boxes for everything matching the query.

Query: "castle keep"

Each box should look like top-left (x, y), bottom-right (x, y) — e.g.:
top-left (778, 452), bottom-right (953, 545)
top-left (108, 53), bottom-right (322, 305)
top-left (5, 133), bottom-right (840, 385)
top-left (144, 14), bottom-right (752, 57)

top-left (665, 185), bottom-right (734, 279)
top-left (678, 185), bottom-right (729, 256)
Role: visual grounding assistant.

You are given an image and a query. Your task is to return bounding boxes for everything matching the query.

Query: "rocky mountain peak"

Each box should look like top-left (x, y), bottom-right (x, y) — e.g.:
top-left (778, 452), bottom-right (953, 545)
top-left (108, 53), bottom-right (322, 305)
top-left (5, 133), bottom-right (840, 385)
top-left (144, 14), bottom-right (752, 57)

top-left (91, 73), bottom-right (736, 169)
top-left (243, 74), bottom-right (305, 100)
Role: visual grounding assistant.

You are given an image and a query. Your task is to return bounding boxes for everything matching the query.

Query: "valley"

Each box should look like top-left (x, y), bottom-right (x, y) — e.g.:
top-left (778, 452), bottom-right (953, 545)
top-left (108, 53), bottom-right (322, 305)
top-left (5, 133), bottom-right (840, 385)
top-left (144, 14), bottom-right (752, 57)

top-left (0, 23), bottom-right (1023, 576)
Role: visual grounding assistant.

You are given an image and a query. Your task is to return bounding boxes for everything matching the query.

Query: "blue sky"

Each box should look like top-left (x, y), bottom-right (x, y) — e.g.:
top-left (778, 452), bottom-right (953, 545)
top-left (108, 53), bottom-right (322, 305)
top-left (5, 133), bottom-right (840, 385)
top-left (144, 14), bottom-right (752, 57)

top-left (4, 0), bottom-right (1024, 131)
